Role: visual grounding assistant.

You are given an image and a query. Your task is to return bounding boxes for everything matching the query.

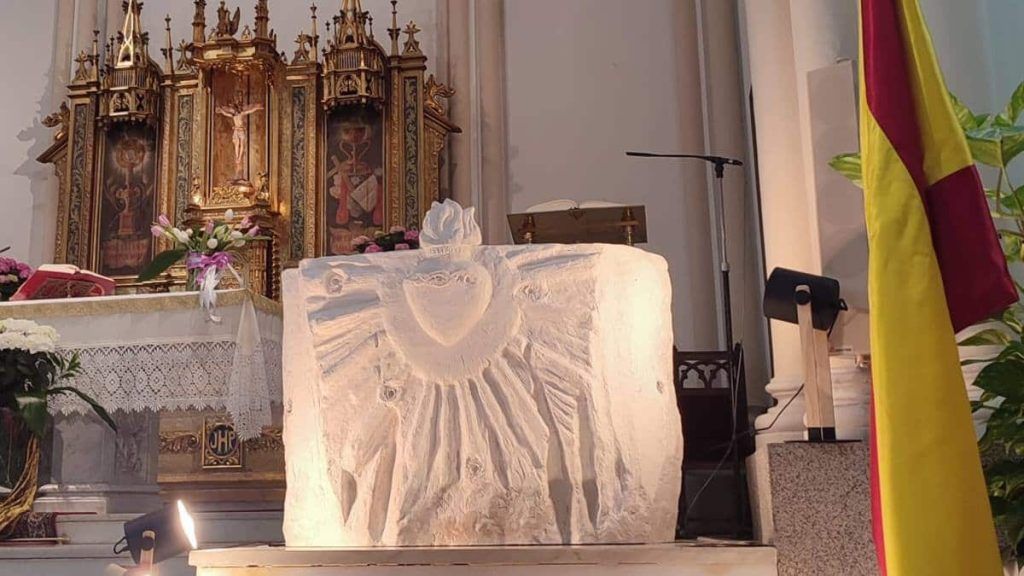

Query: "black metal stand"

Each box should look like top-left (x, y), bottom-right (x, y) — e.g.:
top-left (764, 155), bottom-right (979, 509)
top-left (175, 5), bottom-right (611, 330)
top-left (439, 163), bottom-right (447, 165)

top-left (626, 151), bottom-right (742, 350)
top-left (628, 151), bottom-right (751, 539)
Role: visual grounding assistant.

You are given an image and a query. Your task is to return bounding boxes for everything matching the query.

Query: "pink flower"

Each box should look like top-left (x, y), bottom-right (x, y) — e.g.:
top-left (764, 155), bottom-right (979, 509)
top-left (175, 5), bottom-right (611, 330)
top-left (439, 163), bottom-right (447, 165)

top-left (240, 216), bottom-right (252, 228)
top-left (0, 257), bottom-right (31, 279)
top-left (246, 225), bottom-right (261, 237)
top-left (404, 230), bottom-right (420, 242)
top-left (364, 244), bottom-right (383, 253)
top-left (352, 235), bottom-right (371, 246)
top-left (394, 243), bottom-right (411, 251)
top-left (151, 225), bottom-right (164, 238)
top-left (204, 220), bottom-right (215, 235)
top-left (158, 214), bottom-right (171, 227)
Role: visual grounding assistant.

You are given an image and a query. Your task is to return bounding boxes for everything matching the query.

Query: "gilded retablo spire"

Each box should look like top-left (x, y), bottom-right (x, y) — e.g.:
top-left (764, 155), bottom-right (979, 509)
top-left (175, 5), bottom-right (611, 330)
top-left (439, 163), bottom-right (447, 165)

top-left (322, 0), bottom-right (386, 109)
top-left (255, 0), bottom-right (271, 39)
top-left (100, 0), bottom-right (162, 124)
top-left (116, 0), bottom-right (148, 68)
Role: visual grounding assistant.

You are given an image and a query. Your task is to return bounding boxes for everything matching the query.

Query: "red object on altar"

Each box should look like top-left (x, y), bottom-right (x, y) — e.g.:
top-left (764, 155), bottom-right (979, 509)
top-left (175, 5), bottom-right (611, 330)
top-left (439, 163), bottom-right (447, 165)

top-left (9, 265), bottom-right (115, 301)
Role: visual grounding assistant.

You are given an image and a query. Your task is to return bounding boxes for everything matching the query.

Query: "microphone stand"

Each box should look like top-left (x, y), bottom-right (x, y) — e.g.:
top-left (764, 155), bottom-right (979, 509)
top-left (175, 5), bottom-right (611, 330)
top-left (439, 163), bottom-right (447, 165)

top-left (626, 151), bottom-right (744, 349)
top-left (629, 151), bottom-right (751, 539)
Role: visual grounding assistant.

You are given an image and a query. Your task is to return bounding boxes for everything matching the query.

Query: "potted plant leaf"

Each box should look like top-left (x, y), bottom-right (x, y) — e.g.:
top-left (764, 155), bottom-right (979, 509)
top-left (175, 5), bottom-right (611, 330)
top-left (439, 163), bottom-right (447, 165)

top-left (830, 81), bottom-right (1024, 571)
top-left (0, 319), bottom-right (116, 533)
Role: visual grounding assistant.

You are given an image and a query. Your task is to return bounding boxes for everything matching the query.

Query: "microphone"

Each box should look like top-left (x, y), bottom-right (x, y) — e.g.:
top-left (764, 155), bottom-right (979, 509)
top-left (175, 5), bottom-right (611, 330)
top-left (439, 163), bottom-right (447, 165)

top-left (626, 151), bottom-right (744, 167)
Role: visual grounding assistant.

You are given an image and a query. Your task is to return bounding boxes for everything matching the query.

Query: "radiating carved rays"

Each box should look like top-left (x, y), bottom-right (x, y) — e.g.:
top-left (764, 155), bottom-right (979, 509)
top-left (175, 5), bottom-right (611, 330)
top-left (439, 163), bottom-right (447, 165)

top-left (302, 246), bottom-right (628, 544)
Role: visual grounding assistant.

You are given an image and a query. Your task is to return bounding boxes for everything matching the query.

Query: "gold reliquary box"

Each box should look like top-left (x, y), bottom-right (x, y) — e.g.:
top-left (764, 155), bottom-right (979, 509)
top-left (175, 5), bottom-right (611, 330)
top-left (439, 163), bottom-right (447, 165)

top-left (38, 0), bottom-right (461, 300)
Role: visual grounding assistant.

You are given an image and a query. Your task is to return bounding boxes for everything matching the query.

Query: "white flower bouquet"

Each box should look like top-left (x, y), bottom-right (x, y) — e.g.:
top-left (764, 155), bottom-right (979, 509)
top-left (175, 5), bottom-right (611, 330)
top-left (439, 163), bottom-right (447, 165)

top-left (138, 210), bottom-right (268, 320)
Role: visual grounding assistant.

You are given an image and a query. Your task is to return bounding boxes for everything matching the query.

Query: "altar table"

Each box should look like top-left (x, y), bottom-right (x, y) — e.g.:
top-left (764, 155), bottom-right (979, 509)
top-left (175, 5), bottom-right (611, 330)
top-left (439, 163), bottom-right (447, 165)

top-left (1, 290), bottom-right (282, 440)
top-left (1, 290), bottom-right (283, 513)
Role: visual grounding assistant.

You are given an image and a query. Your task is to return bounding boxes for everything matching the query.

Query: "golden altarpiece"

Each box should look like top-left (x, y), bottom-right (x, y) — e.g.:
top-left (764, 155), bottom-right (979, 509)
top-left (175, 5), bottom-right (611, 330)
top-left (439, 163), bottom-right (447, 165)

top-left (37, 0), bottom-right (459, 499)
top-left (39, 0), bottom-right (459, 299)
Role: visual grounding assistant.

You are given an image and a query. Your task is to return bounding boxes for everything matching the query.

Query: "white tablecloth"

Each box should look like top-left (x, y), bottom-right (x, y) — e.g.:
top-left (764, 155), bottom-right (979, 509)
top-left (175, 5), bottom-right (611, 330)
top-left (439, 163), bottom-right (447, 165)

top-left (0, 290), bottom-right (282, 439)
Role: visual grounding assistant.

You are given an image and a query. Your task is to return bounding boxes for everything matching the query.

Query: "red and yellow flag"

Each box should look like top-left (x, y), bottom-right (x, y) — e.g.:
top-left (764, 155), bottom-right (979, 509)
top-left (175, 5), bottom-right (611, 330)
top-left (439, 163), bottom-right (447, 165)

top-left (860, 0), bottom-right (1018, 574)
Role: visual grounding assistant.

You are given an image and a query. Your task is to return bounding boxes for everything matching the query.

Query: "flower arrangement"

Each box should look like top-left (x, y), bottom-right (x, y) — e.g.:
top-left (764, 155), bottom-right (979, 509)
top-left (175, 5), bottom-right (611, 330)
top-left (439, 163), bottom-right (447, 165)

top-left (353, 228), bottom-right (420, 254)
top-left (0, 319), bottom-right (115, 436)
top-left (138, 210), bottom-right (265, 287)
top-left (0, 257), bottom-right (32, 302)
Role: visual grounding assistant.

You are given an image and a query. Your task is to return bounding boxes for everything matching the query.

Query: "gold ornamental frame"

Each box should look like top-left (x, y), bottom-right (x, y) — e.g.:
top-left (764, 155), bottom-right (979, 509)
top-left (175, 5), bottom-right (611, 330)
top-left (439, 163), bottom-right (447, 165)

top-left (38, 0), bottom-right (461, 298)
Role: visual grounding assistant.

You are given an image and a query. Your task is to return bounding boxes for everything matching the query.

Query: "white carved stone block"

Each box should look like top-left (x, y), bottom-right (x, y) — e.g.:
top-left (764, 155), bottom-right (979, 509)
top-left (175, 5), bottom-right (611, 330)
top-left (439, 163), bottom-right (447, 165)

top-left (282, 201), bottom-right (682, 547)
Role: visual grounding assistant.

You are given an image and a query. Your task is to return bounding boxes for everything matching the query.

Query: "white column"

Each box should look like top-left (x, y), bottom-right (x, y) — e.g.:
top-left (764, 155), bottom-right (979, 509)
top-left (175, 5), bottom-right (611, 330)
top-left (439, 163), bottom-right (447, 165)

top-left (445, 0), bottom-right (475, 210)
top-left (674, 0), bottom-right (725, 351)
top-left (475, 0), bottom-right (510, 245)
top-left (696, 0), bottom-right (772, 399)
top-left (53, 0), bottom-right (77, 104)
top-left (74, 0), bottom-right (100, 61)
top-left (743, 0), bottom-right (817, 382)
top-left (445, 0), bottom-right (509, 245)
top-left (744, 0), bottom-right (866, 443)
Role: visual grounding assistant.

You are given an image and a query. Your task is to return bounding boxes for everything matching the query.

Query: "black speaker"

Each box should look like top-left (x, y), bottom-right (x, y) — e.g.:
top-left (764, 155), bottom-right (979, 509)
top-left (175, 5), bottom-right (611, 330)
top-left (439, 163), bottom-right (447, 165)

top-left (763, 268), bottom-right (844, 331)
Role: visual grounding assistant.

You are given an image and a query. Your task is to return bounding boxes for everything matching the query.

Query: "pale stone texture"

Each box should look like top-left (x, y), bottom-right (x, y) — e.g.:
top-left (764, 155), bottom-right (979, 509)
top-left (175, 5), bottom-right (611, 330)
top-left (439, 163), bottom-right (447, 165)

top-left (283, 202), bottom-right (682, 547)
top-left (189, 545), bottom-right (778, 576)
top-left (748, 442), bottom-right (877, 576)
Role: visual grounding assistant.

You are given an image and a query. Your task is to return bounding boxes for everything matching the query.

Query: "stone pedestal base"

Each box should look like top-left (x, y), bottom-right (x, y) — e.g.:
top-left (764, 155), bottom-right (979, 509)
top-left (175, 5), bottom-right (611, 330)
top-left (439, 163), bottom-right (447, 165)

top-left (747, 442), bottom-right (876, 576)
top-left (37, 411), bottom-right (161, 514)
top-left (33, 483), bottom-right (160, 514)
top-left (190, 545), bottom-right (778, 576)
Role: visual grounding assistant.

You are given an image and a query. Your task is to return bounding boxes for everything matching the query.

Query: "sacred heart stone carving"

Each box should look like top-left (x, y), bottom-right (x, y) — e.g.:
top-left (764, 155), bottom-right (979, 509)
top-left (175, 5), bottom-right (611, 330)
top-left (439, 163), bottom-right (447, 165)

top-left (403, 261), bottom-right (493, 346)
top-left (282, 200), bottom-right (682, 548)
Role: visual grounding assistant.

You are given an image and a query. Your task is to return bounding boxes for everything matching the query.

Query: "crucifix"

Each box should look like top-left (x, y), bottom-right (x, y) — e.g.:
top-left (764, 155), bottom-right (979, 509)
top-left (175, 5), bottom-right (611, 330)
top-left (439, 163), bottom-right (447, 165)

top-left (217, 89), bottom-right (264, 182)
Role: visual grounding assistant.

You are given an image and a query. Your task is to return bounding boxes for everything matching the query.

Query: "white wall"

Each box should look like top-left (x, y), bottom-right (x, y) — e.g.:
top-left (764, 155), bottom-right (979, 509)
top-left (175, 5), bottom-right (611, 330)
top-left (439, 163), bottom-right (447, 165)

top-left (982, 0), bottom-right (1024, 108)
top-left (505, 0), bottom-right (722, 353)
top-left (979, 0), bottom-right (1024, 186)
top-left (0, 0), bottom-right (60, 266)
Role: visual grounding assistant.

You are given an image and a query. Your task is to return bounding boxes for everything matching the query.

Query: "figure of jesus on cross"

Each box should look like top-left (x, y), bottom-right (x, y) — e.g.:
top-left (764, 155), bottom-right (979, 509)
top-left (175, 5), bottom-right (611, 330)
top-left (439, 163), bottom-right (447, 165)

top-left (217, 89), bottom-right (263, 182)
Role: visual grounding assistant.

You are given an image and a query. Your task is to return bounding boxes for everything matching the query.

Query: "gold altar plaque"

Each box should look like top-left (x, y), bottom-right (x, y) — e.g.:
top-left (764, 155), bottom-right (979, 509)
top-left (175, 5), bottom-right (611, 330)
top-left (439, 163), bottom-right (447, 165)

top-left (160, 409), bottom-right (286, 504)
top-left (202, 417), bottom-right (243, 469)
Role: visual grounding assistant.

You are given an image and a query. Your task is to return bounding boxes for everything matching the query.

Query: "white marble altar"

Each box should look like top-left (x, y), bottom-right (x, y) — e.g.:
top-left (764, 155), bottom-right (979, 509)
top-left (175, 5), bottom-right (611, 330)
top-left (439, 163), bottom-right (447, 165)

top-left (0, 289), bottom-right (283, 514)
top-left (0, 289), bottom-right (283, 440)
top-left (282, 201), bottom-right (683, 547)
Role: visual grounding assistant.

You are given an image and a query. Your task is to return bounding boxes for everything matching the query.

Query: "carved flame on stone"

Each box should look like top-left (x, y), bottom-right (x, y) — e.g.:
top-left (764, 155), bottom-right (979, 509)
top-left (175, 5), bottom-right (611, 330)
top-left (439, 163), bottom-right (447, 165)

top-left (419, 199), bottom-right (482, 248)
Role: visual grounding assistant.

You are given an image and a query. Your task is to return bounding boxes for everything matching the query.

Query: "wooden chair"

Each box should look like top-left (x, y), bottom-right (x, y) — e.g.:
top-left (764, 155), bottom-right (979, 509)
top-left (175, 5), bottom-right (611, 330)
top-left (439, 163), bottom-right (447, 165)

top-left (673, 344), bottom-right (754, 539)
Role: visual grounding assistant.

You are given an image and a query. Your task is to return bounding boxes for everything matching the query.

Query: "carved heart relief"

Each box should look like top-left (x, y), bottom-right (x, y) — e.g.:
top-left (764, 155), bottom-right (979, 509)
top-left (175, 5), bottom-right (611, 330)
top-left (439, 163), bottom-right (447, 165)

top-left (403, 262), bottom-right (494, 346)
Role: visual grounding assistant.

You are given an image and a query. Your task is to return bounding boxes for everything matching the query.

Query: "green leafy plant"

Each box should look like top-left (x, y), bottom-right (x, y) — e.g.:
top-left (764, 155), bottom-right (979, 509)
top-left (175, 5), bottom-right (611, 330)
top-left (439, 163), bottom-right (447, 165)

top-left (830, 81), bottom-right (1024, 561)
top-left (0, 319), bottom-right (116, 437)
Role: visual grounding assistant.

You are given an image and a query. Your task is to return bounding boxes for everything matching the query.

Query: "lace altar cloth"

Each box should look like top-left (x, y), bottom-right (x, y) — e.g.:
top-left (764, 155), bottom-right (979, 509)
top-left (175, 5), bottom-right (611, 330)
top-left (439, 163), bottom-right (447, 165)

top-left (0, 290), bottom-right (282, 439)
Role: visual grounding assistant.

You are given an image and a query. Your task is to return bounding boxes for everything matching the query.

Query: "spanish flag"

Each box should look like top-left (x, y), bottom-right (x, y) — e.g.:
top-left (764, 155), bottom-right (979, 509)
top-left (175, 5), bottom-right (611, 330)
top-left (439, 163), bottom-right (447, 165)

top-left (861, 0), bottom-right (1018, 574)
